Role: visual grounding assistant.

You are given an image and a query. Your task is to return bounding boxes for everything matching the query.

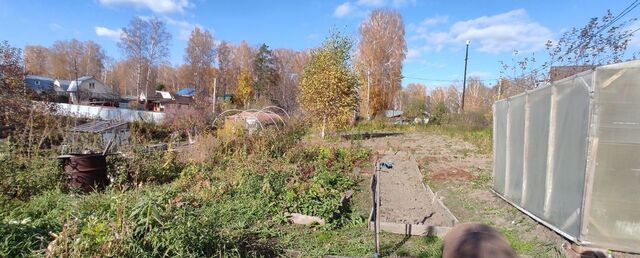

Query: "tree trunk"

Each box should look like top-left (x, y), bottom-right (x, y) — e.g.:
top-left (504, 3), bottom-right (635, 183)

top-left (145, 64), bottom-right (152, 101)
top-left (136, 61), bottom-right (142, 98)
top-left (321, 115), bottom-right (326, 139)
top-left (212, 77), bottom-right (217, 115)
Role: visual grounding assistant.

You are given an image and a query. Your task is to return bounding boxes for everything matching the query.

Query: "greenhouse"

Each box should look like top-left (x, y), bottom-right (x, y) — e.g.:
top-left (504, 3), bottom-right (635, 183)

top-left (492, 60), bottom-right (640, 253)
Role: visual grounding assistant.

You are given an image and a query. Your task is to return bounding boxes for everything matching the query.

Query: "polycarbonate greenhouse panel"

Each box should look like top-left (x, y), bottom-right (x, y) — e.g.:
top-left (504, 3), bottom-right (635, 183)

top-left (582, 62), bottom-right (640, 252)
top-left (492, 101), bottom-right (508, 195)
top-left (493, 60), bottom-right (640, 253)
top-left (545, 73), bottom-right (590, 238)
top-left (505, 96), bottom-right (525, 204)
top-left (521, 86), bottom-right (551, 218)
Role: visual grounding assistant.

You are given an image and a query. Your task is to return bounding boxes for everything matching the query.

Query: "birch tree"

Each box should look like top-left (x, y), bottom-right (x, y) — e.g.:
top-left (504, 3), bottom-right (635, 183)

top-left (144, 17), bottom-right (171, 99)
top-left (356, 9), bottom-right (407, 118)
top-left (185, 26), bottom-right (216, 98)
top-left (299, 31), bottom-right (359, 138)
top-left (402, 83), bottom-right (427, 118)
top-left (217, 41), bottom-right (234, 96)
top-left (119, 17), bottom-right (148, 97)
top-left (119, 16), bottom-right (171, 99)
top-left (235, 69), bottom-right (252, 107)
top-left (273, 48), bottom-right (310, 111)
top-left (23, 45), bottom-right (49, 75)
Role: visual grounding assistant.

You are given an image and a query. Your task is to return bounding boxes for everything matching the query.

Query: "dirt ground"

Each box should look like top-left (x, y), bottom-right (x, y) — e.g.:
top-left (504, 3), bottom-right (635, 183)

top-left (376, 151), bottom-right (455, 227)
top-left (351, 132), bottom-right (568, 257)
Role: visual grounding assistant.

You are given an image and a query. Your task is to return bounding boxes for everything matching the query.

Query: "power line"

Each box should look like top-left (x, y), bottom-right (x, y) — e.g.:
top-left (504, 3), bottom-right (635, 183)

top-left (574, 0), bottom-right (640, 63)
top-left (402, 75), bottom-right (499, 82)
top-left (523, 0), bottom-right (639, 77)
top-left (404, 2), bottom-right (640, 84)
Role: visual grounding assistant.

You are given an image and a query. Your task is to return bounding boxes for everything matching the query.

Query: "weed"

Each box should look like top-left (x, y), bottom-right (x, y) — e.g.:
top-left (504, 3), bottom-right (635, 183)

top-left (1, 125), bottom-right (376, 257)
top-left (0, 140), bottom-right (63, 199)
top-left (472, 169), bottom-right (492, 188)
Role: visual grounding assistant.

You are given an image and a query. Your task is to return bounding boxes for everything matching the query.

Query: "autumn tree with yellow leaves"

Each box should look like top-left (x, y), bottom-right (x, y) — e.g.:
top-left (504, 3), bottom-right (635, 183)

top-left (235, 69), bottom-right (252, 107)
top-left (299, 31), bottom-right (359, 138)
top-left (356, 9), bottom-right (406, 119)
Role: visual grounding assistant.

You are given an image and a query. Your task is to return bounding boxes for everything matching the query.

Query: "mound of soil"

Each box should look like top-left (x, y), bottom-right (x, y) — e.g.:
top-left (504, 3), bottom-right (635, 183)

top-left (429, 167), bottom-right (476, 182)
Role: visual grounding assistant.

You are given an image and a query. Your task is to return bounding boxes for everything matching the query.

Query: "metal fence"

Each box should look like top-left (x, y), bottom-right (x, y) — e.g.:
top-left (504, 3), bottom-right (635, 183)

top-left (492, 60), bottom-right (640, 253)
top-left (52, 102), bottom-right (165, 123)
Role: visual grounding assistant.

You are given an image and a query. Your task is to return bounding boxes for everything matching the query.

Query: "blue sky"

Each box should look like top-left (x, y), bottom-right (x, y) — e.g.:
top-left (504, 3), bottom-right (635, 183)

top-left (1, 0), bottom-right (639, 90)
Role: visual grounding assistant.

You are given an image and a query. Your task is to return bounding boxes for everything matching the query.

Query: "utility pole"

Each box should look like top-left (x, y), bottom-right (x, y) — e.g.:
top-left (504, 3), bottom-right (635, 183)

top-left (461, 40), bottom-right (470, 113)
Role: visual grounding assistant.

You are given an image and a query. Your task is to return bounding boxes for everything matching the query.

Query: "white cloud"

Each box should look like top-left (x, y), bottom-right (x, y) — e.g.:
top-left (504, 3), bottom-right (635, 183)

top-left (98, 0), bottom-right (191, 14)
top-left (164, 17), bottom-right (208, 41)
top-left (412, 9), bottom-right (553, 54)
top-left (95, 26), bottom-right (123, 41)
top-left (408, 15), bottom-right (449, 36)
top-left (391, 0), bottom-right (416, 7)
top-left (357, 0), bottom-right (415, 7)
top-left (334, 0), bottom-right (415, 18)
top-left (468, 71), bottom-right (492, 79)
top-left (419, 15), bottom-right (449, 27)
top-left (356, 0), bottom-right (385, 7)
top-left (407, 48), bottom-right (421, 59)
top-left (50, 23), bottom-right (63, 31)
top-left (334, 2), bottom-right (354, 18)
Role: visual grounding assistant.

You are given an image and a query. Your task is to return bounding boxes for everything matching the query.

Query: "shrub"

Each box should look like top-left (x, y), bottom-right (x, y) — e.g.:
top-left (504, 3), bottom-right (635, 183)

top-left (108, 147), bottom-right (185, 189)
top-left (0, 140), bottom-right (63, 199)
top-left (444, 110), bottom-right (490, 127)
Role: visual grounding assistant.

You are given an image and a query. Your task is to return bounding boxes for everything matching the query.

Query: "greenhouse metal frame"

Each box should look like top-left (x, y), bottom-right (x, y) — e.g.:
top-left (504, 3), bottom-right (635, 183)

top-left (492, 60), bottom-right (640, 253)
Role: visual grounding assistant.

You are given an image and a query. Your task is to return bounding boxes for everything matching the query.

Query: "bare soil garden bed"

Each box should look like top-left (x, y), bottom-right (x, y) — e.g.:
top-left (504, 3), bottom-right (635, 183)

top-left (371, 151), bottom-right (457, 236)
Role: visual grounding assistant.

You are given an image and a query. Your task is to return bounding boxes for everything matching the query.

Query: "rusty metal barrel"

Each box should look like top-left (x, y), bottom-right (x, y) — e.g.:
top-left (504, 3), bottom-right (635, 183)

top-left (58, 154), bottom-right (109, 192)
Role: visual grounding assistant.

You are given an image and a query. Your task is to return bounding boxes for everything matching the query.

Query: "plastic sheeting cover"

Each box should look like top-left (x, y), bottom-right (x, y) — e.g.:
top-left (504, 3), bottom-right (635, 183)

top-left (544, 73), bottom-right (590, 238)
top-left (585, 63), bottom-right (640, 251)
top-left (493, 72), bottom-right (590, 240)
top-left (493, 101), bottom-right (509, 194)
top-left (506, 96), bottom-right (526, 204)
top-left (493, 61), bottom-right (640, 252)
top-left (521, 87), bottom-right (551, 217)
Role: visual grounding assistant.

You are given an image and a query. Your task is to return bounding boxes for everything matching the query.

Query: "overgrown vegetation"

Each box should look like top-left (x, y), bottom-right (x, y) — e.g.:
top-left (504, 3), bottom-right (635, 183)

top-left (0, 121), bottom-right (376, 257)
top-left (350, 112), bottom-right (493, 155)
top-left (0, 141), bottom-right (63, 200)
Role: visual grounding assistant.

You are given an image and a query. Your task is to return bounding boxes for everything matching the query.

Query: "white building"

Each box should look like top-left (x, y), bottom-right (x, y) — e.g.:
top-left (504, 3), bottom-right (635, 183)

top-left (67, 76), bottom-right (118, 105)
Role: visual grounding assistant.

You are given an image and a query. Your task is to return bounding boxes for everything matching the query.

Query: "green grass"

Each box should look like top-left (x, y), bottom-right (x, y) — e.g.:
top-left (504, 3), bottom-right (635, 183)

top-left (280, 225), bottom-right (443, 257)
top-left (1, 123), bottom-right (452, 257)
top-left (472, 169), bottom-right (492, 188)
top-left (349, 120), bottom-right (493, 155)
top-left (0, 125), bottom-right (376, 257)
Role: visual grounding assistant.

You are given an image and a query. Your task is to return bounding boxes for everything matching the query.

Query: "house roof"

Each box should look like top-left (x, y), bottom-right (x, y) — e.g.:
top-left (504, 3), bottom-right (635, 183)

top-left (25, 75), bottom-right (54, 91)
top-left (549, 65), bottom-right (594, 82)
top-left (176, 88), bottom-right (195, 96)
top-left (157, 91), bottom-right (172, 99)
top-left (26, 75), bottom-right (54, 81)
top-left (70, 120), bottom-right (128, 133)
top-left (54, 79), bottom-right (71, 91)
top-left (143, 91), bottom-right (175, 102)
top-left (67, 76), bottom-right (96, 92)
top-left (173, 95), bottom-right (193, 105)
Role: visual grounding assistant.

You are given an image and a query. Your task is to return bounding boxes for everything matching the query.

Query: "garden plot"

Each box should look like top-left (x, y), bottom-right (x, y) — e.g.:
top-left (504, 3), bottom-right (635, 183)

top-left (371, 151), bottom-right (457, 236)
top-left (354, 131), bottom-right (569, 257)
